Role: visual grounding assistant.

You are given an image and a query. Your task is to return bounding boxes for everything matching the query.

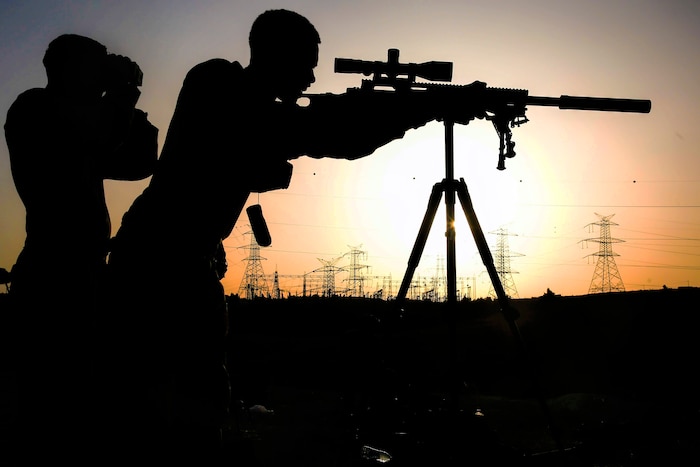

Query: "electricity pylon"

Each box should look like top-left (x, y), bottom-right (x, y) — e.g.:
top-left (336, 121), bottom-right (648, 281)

top-left (270, 270), bottom-right (308, 298)
top-left (343, 244), bottom-right (369, 297)
top-left (425, 255), bottom-right (446, 302)
top-left (316, 257), bottom-right (342, 297)
top-left (582, 213), bottom-right (625, 294)
top-left (237, 232), bottom-right (269, 299)
top-left (488, 227), bottom-right (522, 298)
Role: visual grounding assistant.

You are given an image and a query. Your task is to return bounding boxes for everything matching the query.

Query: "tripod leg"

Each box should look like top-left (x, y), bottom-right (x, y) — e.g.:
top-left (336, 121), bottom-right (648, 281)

top-left (454, 178), bottom-right (519, 323)
top-left (396, 182), bottom-right (444, 302)
top-left (455, 177), bottom-right (564, 451)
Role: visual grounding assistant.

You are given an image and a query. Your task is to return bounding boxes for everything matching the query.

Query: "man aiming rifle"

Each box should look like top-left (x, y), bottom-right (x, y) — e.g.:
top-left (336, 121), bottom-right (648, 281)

top-left (104, 9), bottom-right (483, 464)
top-left (105, 9), bottom-right (650, 463)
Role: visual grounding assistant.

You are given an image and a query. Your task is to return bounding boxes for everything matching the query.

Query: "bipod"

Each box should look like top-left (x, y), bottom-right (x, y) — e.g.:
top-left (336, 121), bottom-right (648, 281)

top-left (393, 119), bottom-right (563, 452)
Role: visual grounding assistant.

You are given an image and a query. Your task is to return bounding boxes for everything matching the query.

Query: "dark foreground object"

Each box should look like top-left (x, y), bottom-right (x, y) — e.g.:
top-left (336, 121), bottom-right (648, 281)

top-left (1, 288), bottom-right (699, 465)
top-left (224, 288), bottom-right (700, 466)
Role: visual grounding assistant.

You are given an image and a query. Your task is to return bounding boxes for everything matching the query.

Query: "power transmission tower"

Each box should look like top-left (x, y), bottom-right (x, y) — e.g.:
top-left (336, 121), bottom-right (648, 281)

top-left (343, 244), bottom-right (369, 297)
top-left (488, 227), bottom-right (522, 299)
top-left (428, 255), bottom-right (446, 302)
top-left (582, 212), bottom-right (625, 294)
top-left (271, 269), bottom-right (282, 299)
top-left (237, 232), bottom-right (270, 299)
top-left (270, 270), bottom-right (308, 298)
top-left (458, 276), bottom-right (475, 300)
top-left (316, 257), bottom-right (342, 297)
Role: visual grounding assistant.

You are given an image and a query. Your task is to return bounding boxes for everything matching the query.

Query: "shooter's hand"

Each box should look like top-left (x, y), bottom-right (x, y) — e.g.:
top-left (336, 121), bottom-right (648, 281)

top-left (433, 80), bottom-right (488, 125)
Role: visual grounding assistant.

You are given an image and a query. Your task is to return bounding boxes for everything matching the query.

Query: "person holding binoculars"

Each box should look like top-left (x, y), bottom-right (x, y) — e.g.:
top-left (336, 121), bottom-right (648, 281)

top-left (4, 33), bottom-right (158, 465)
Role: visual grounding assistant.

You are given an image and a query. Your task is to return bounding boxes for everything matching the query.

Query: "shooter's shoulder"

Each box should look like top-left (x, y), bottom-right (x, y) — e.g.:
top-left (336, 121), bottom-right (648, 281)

top-left (184, 58), bottom-right (244, 86)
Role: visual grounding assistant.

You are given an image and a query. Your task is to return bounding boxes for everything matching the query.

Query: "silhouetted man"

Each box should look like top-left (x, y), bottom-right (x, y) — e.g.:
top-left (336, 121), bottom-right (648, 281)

top-left (4, 34), bottom-right (158, 465)
top-left (106, 8), bottom-right (483, 463)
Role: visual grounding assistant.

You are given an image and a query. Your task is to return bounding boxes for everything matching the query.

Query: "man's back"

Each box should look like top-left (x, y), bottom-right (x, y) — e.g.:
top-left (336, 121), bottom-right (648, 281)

top-left (6, 87), bottom-right (112, 267)
top-left (114, 58), bottom-right (293, 261)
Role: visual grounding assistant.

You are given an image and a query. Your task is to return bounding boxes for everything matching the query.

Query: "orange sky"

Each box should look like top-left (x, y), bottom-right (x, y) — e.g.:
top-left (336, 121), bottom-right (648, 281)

top-left (1, 1), bottom-right (698, 299)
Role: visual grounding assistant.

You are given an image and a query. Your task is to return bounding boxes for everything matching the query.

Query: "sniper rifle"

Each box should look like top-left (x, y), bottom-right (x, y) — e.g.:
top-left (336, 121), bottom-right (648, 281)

top-left (308, 48), bottom-right (652, 170)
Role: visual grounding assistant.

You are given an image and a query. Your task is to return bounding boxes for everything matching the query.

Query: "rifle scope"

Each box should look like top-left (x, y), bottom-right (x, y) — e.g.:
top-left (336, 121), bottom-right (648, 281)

top-left (335, 48), bottom-right (453, 83)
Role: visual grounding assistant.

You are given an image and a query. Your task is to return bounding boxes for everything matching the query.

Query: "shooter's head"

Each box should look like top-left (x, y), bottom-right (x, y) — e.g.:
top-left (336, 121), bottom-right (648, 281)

top-left (248, 9), bottom-right (321, 103)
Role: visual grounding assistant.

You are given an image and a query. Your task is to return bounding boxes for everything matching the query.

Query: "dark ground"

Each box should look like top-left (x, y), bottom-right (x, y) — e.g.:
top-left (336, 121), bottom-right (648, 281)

top-left (223, 288), bottom-right (700, 466)
top-left (1, 288), bottom-right (699, 465)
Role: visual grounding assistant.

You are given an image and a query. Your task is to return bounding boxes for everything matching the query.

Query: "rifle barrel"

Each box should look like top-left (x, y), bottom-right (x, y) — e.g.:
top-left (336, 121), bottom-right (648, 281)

top-left (528, 95), bottom-right (651, 113)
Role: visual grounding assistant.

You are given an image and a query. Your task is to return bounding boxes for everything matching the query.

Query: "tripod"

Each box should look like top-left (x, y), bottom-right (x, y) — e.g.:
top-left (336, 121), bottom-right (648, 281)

top-left (393, 119), bottom-right (562, 450)
top-left (396, 118), bottom-right (517, 326)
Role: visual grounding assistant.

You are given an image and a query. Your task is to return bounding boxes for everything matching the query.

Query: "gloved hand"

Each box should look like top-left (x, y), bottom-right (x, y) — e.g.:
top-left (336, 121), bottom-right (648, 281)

top-left (430, 80), bottom-right (488, 125)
